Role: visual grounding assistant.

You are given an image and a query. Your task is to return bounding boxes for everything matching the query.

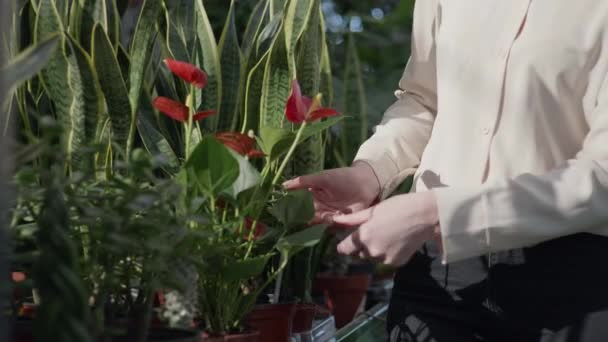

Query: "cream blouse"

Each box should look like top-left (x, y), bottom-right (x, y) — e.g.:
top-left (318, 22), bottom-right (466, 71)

top-left (354, 0), bottom-right (608, 263)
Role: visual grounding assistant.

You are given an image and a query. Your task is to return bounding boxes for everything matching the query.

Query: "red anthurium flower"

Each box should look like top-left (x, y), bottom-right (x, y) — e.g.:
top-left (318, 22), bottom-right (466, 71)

top-left (164, 58), bottom-right (208, 89)
top-left (214, 132), bottom-right (265, 159)
top-left (153, 97), bottom-right (215, 122)
top-left (285, 79), bottom-right (340, 124)
top-left (243, 217), bottom-right (267, 241)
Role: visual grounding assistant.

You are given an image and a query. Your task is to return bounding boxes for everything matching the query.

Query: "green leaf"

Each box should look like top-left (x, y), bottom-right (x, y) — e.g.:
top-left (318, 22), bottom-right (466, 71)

top-left (64, 35), bottom-right (104, 158)
top-left (284, 0), bottom-right (315, 75)
top-left (270, 0), bottom-right (286, 19)
top-left (339, 34), bottom-right (368, 164)
top-left (268, 190), bottom-right (315, 226)
top-left (217, 0), bottom-right (243, 131)
top-left (242, 52), bottom-right (268, 133)
top-left (186, 136), bottom-right (239, 195)
top-left (128, 0), bottom-right (162, 128)
top-left (223, 150), bottom-right (261, 199)
top-left (222, 254), bottom-right (272, 282)
top-left (195, 0), bottom-right (222, 131)
top-left (294, 1), bottom-right (324, 175)
top-left (277, 224), bottom-right (327, 256)
top-left (258, 125), bottom-right (293, 162)
top-left (2, 34), bottom-right (59, 93)
top-left (242, 0), bottom-right (269, 60)
top-left (92, 24), bottom-right (130, 151)
top-left (137, 91), bottom-right (179, 171)
top-left (301, 116), bottom-right (344, 141)
top-left (260, 27), bottom-right (291, 129)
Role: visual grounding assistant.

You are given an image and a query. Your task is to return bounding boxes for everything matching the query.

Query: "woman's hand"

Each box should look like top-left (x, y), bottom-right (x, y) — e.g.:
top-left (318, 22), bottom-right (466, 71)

top-left (282, 162), bottom-right (381, 224)
top-left (333, 191), bottom-right (442, 267)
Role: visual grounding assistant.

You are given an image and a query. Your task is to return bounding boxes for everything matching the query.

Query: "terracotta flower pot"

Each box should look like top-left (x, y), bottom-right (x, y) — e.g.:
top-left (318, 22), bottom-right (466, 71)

top-left (313, 274), bottom-right (371, 328)
top-left (201, 330), bottom-right (260, 342)
top-left (245, 303), bottom-right (296, 342)
top-left (291, 303), bottom-right (316, 334)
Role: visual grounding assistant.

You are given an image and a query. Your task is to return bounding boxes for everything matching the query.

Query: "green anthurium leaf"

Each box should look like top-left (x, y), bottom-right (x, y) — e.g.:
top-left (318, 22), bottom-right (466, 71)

top-left (277, 224), bottom-right (327, 257)
top-left (2, 34), bottom-right (59, 93)
top-left (223, 150), bottom-right (261, 199)
top-left (268, 190), bottom-right (315, 226)
top-left (221, 254), bottom-right (272, 282)
top-left (186, 136), bottom-right (240, 196)
top-left (300, 116), bottom-right (344, 141)
top-left (258, 125), bottom-right (294, 162)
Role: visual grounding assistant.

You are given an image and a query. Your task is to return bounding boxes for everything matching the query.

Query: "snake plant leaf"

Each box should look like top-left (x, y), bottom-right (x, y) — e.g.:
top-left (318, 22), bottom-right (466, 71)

top-left (319, 13), bottom-right (333, 107)
top-left (242, 0), bottom-right (269, 61)
top-left (35, 0), bottom-right (84, 170)
top-left (65, 35), bottom-right (104, 165)
top-left (137, 91), bottom-right (179, 172)
top-left (260, 27), bottom-right (291, 129)
top-left (195, 0), bottom-right (221, 131)
top-left (293, 0), bottom-right (324, 176)
top-left (284, 0), bottom-right (315, 75)
top-left (128, 0), bottom-right (163, 143)
top-left (270, 0), bottom-right (287, 19)
top-left (339, 34), bottom-right (368, 164)
top-left (217, 0), bottom-right (243, 132)
top-left (106, 0), bottom-right (120, 46)
top-left (242, 52), bottom-right (269, 133)
top-left (2, 34), bottom-right (59, 94)
top-left (92, 24), bottom-right (130, 151)
top-left (256, 12), bottom-right (282, 57)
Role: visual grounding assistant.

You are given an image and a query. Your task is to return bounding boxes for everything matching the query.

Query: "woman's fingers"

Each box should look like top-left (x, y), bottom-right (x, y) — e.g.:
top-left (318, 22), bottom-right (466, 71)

top-left (333, 208), bottom-right (373, 227)
top-left (283, 174), bottom-right (323, 190)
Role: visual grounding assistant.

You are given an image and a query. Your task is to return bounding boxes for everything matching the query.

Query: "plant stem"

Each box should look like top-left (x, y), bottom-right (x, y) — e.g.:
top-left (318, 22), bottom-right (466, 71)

top-left (185, 85), bottom-right (195, 158)
top-left (271, 122), bottom-right (308, 186)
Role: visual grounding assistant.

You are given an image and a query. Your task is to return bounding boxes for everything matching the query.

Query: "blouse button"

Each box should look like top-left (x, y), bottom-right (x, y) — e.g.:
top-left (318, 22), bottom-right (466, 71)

top-left (482, 127), bottom-right (491, 135)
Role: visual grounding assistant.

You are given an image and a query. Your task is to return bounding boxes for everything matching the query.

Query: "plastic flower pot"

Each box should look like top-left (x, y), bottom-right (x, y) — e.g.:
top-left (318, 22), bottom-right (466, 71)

top-left (313, 274), bottom-right (371, 329)
top-left (201, 330), bottom-right (260, 342)
top-left (291, 303), bottom-right (317, 342)
top-left (292, 303), bottom-right (316, 333)
top-left (245, 303), bottom-right (296, 342)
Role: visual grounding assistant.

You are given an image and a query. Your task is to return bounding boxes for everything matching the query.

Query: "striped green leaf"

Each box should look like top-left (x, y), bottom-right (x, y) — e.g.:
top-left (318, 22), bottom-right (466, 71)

top-left (65, 35), bottom-right (104, 168)
top-left (217, 0), bottom-right (242, 131)
top-left (242, 0), bottom-right (269, 61)
top-left (270, 0), bottom-right (286, 19)
top-left (242, 52), bottom-right (269, 133)
top-left (293, 0), bottom-right (324, 175)
top-left (284, 0), bottom-right (315, 75)
top-left (137, 91), bottom-right (179, 172)
top-left (319, 12), bottom-right (333, 107)
top-left (2, 34), bottom-right (60, 94)
top-left (195, 0), bottom-right (221, 131)
top-left (127, 0), bottom-right (163, 155)
top-left (339, 35), bottom-right (368, 164)
top-left (35, 0), bottom-right (75, 167)
top-left (92, 24), bottom-right (130, 152)
top-left (260, 27), bottom-right (291, 129)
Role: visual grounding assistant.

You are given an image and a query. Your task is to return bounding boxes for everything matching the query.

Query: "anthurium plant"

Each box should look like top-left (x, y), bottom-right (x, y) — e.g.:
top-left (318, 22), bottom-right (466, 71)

top-left (154, 57), bottom-right (341, 335)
